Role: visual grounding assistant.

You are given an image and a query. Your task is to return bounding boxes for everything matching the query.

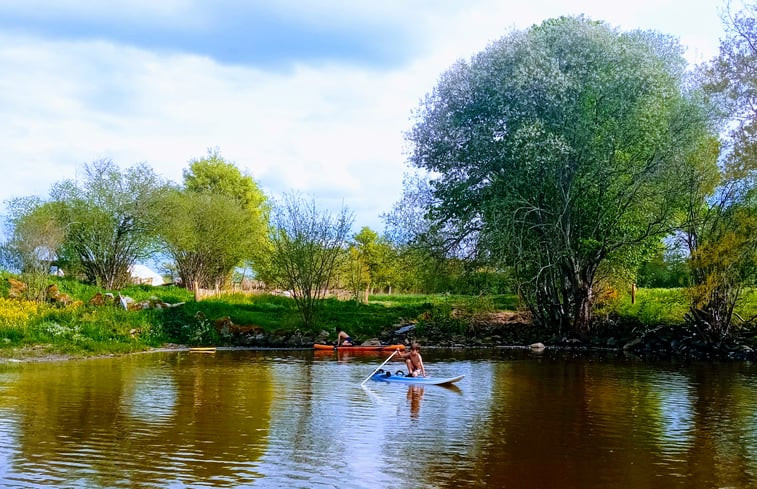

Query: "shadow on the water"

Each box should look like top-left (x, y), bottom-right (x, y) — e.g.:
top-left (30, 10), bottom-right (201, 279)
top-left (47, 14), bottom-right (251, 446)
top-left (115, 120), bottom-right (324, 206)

top-left (439, 383), bottom-right (463, 394)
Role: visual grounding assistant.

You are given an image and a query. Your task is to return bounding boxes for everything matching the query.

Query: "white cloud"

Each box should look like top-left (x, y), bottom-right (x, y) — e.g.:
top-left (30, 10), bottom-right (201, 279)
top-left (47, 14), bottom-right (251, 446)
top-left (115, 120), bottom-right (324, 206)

top-left (0, 0), bottom-right (726, 234)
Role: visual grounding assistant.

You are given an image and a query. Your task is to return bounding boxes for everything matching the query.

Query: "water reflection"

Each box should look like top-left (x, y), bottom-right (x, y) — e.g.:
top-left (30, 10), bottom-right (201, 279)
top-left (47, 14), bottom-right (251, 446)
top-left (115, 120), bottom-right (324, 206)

top-left (685, 363), bottom-right (757, 486)
top-left (0, 353), bottom-right (272, 488)
top-left (0, 350), bottom-right (755, 488)
top-left (406, 385), bottom-right (424, 418)
top-left (440, 356), bottom-right (757, 489)
top-left (122, 368), bottom-right (177, 424)
top-left (653, 371), bottom-right (695, 453)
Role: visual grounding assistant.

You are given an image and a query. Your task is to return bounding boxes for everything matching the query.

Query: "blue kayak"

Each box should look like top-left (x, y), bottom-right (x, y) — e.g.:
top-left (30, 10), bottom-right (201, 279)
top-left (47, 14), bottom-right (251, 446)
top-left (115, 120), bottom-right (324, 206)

top-left (370, 370), bottom-right (464, 385)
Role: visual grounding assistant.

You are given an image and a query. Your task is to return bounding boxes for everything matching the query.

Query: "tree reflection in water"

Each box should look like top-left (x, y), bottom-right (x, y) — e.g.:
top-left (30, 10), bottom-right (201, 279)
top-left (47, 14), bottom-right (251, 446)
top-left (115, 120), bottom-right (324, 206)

top-left (0, 352), bottom-right (272, 487)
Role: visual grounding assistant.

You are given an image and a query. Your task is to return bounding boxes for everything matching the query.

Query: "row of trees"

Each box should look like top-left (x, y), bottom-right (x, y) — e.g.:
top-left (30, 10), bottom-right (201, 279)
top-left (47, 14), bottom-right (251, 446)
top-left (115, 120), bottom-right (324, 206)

top-left (2, 151), bottom-right (270, 291)
top-left (386, 12), bottom-right (756, 339)
top-left (1, 150), bottom-right (508, 327)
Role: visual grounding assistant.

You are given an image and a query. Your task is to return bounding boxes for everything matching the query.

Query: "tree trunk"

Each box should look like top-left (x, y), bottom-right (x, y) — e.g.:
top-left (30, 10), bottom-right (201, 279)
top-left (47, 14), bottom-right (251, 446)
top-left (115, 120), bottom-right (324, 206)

top-left (572, 281), bottom-right (593, 335)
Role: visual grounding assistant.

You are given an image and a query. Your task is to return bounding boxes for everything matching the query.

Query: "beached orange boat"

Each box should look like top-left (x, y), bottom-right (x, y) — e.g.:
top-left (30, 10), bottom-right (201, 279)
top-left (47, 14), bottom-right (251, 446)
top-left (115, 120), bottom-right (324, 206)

top-left (313, 343), bottom-right (405, 352)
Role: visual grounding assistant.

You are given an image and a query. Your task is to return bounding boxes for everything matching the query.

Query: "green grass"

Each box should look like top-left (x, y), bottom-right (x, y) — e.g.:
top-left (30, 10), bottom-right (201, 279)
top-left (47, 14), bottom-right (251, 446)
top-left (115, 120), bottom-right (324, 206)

top-left (369, 293), bottom-right (519, 312)
top-left (600, 287), bottom-right (757, 329)
top-left (602, 288), bottom-right (690, 326)
top-left (0, 277), bottom-right (522, 355)
top-left (181, 293), bottom-right (299, 329)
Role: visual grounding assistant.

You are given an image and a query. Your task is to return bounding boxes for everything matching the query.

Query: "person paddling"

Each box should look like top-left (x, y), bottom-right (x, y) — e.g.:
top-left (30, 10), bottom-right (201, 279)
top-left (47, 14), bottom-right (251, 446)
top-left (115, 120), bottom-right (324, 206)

top-left (336, 327), bottom-right (353, 347)
top-left (397, 342), bottom-right (426, 377)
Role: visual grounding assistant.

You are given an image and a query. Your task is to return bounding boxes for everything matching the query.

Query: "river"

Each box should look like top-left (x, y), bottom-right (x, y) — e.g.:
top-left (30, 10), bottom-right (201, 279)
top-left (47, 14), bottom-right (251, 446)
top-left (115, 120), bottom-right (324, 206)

top-left (0, 349), bottom-right (755, 488)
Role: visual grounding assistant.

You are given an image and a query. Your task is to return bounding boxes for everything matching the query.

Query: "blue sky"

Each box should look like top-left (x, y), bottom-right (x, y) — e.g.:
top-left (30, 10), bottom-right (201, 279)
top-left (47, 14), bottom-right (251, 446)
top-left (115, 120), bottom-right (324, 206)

top-left (0, 0), bottom-right (725, 233)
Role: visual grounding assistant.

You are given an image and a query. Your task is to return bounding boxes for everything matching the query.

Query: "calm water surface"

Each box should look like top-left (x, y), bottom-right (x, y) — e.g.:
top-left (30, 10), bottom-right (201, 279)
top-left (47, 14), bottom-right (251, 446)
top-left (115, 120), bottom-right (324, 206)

top-left (0, 349), bottom-right (755, 488)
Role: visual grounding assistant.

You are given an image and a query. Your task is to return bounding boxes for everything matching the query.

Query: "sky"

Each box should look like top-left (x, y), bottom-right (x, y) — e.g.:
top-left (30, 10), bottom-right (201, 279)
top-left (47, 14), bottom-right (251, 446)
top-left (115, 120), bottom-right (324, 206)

top-left (0, 0), bottom-right (727, 234)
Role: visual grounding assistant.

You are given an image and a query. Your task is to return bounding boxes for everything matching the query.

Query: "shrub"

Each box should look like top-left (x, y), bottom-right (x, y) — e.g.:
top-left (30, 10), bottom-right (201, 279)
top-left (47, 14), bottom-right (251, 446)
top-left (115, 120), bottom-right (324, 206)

top-left (0, 298), bottom-right (44, 331)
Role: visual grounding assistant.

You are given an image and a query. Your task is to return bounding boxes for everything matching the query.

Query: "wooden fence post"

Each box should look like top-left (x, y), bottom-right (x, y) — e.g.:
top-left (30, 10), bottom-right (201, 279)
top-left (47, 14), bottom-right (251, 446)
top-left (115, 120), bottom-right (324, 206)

top-left (631, 283), bottom-right (637, 304)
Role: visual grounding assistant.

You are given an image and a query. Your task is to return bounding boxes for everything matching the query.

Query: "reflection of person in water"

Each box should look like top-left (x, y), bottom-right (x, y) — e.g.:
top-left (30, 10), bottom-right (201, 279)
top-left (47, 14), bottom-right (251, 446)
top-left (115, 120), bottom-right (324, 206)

top-left (407, 385), bottom-right (424, 418)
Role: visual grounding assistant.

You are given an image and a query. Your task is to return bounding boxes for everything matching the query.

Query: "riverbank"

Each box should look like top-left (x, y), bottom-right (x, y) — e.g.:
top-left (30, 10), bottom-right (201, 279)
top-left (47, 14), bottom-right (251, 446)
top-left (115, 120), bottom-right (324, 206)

top-left (1, 277), bottom-right (755, 363)
top-left (4, 314), bottom-right (756, 364)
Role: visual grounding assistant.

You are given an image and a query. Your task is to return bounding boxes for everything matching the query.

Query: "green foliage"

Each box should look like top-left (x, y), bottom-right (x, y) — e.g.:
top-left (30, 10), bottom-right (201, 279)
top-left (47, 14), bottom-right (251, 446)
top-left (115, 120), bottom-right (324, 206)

top-left (636, 247), bottom-right (691, 288)
top-left (5, 259), bottom-right (754, 358)
top-left (5, 304), bottom-right (154, 354)
top-left (0, 276), bottom-right (194, 354)
top-left (339, 227), bottom-right (400, 301)
top-left (341, 246), bottom-right (370, 302)
top-left (384, 244), bottom-right (513, 295)
top-left (1, 198), bottom-right (65, 301)
top-left (50, 160), bottom-right (169, 289)
top-left (119, 283), bottom-right (194, 303)
top-left (174, 293), bottom-right (299, 331)
top-left (184, 148), bottom-right (269, 220)
top-left (738, 288), bottom-right (757, 324)
top-left (316, 298), bottom-right (416, 339)
top-left (157, 189), bottom-right (256, 289)
top-left (687, 206), bottom-right (757, 337)
top-left (0, 297), bottom-right (42, 341)
top-left (181, 313), bottom-right (219, 346)
top-left (0, 272), bottom-right (10, 297)
top-left (404, 16), bottom-right (717, 334)
top-left (679, 1), bottom-right (757, 340)
top-left (49, 276), bottom-right (99, 299)
top-left (705, 2), bottom-right (757, 174)
top-left (158, 150), bottom-right (270, 290)
top-left (416, 301), bottom-right (466, 336)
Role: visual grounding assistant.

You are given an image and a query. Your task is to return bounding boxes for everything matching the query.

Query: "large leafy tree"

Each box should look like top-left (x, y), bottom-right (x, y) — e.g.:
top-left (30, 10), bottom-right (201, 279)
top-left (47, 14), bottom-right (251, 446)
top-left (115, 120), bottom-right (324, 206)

top-left (405, 16), bottom-right (717, 334)
top-left (267, 193), bottom-right (353, 328)
top-left (50, 160), bottom-right (167, 289)
top-left (184, 149), bottom-right (270, 259)
top-left (157, 190), bottom-right (255, 290)
top-left (158, 150), bottom-right (270, 289)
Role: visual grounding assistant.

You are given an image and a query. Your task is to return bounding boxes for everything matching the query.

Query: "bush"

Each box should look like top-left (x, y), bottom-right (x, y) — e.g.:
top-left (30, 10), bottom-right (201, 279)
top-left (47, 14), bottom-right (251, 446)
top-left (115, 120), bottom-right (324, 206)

top-left (0, 297), bottom-right (44, 328)
top-left (0, 298), bottom-right (45, 345)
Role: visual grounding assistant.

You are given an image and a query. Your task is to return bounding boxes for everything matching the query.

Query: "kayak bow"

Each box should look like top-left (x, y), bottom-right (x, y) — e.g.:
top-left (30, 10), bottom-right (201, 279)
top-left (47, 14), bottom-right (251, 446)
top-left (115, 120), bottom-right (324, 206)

top-left (313, 343), bottom-right (405, 352)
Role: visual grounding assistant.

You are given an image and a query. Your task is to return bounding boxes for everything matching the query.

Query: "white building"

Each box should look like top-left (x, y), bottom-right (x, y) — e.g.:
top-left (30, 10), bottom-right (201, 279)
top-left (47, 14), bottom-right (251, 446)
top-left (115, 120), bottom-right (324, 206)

top-left (129, 264), bottom-right (165, 286)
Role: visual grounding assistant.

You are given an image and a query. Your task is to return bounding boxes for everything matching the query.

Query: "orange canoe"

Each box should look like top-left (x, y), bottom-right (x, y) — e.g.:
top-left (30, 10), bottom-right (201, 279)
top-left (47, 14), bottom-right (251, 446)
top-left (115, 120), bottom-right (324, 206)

top-left (313, 343), bottom-right (405, 352)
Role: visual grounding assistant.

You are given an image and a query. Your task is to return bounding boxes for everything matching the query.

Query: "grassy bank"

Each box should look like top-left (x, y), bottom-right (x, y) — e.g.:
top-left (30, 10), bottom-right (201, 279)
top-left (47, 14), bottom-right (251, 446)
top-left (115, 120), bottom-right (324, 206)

top-left (0, 275), bottom-right (521, 358)
top-left (0, 273), bottom-right (755, 359)
top-left (600, 287), bottom-right (757, 327)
